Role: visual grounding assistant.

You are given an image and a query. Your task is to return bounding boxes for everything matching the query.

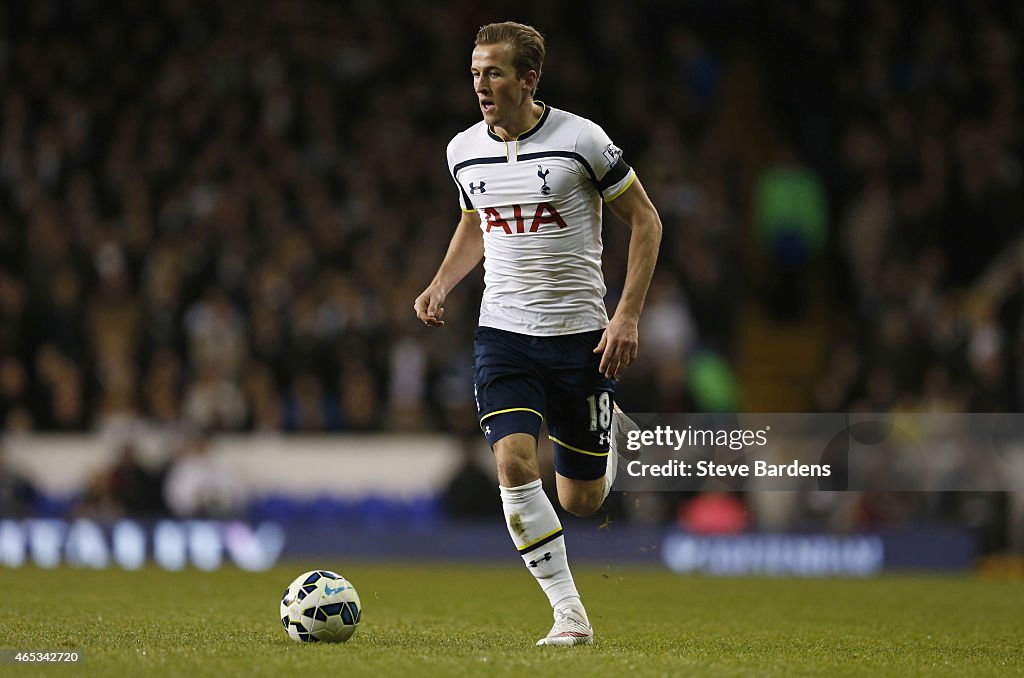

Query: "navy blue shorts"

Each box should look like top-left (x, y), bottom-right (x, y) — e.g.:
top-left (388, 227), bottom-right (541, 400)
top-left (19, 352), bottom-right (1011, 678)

top-left (473, 326), bottom-right (616, 481)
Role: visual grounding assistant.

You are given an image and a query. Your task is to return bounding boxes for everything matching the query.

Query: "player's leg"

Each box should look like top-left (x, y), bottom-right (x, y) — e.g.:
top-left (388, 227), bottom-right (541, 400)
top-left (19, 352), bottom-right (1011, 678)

top-left (491, 430), bottom-right (582, 610)
top-left (493, 432), bottom-right (541, 486)
top-left (489, 425), bottom-right (590, 646)
top-left (527, 400), bottom-right (612, 647)
top-left (554, 401), bottom-right (641, 516)
top-left (530, 429), bottom-right (603, 646)
top-left (545, 329), bottom-right (618, 518)
top-left (529, 330), bottom-right (621, 646)
top-left (474, 328), bottom-right (588, 646)
top-left (552, 403), bottom-right (630, 516)
top-left (556, 400), bottom-right (639, 514)
top-left (554, 473), bottom-right (605, 517)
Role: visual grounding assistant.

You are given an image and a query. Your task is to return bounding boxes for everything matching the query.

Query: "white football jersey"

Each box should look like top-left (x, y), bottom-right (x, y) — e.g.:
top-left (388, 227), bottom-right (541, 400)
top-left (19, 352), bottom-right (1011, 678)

top-left (447, 103), bottom-right (636, 336)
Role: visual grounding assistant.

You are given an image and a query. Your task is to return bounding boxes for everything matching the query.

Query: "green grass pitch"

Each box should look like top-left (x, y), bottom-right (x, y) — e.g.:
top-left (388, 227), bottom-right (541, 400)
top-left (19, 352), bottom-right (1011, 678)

top-left (1, 562), bottom-right (1022, 677)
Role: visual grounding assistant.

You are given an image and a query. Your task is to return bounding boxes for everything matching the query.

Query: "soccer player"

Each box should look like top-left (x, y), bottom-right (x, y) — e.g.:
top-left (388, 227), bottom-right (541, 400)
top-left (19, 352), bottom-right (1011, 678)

top-left (414, 21), bottom-right (661, 646)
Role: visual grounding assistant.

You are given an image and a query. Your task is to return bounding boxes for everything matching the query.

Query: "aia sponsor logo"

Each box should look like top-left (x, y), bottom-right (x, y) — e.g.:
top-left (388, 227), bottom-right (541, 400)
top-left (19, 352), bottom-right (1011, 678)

top-left (484, 203), bottom-right (567, 234)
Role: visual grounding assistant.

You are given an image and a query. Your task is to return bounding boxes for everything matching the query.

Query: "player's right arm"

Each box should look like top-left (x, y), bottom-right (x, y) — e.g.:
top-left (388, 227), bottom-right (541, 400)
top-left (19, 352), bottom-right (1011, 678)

top-left (414, 209), bottom-right (483, 327)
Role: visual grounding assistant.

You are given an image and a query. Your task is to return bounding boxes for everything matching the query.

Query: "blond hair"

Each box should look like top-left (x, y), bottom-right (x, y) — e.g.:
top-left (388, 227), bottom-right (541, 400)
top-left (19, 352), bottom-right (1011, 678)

top-left (475, 22), bottom-right (545, 94)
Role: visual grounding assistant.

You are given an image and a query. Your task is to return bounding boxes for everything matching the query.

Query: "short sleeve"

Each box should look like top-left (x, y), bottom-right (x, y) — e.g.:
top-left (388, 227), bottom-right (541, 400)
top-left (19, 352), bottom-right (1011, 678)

top-left (575, 121), bottom-right (636, 201)
top-left (446, 139), bottom-right (476, 212)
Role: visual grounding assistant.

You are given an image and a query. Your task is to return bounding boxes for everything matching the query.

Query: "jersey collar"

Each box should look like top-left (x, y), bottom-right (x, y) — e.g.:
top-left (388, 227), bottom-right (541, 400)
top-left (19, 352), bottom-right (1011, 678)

top-left (486, 101), bottom-right (550, 142)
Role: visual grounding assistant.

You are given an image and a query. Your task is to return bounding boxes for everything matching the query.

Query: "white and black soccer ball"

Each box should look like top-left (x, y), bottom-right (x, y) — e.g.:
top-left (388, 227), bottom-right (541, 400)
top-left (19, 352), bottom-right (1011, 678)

top-left (280, 569), bottom-right (361, 642)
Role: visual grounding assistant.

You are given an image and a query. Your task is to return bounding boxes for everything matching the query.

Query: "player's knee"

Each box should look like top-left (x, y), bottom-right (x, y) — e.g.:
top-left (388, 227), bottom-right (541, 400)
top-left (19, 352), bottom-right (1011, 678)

top-left (494, 455), bottom-right (535, 486)
top-left (560, 491), bottom-right (602, 517)
top-left (492, 436), bottom-right (539, 487)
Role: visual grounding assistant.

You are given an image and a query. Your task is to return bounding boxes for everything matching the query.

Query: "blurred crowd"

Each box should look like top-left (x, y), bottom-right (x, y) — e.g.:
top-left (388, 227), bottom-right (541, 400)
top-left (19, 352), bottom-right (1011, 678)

top-left (765, 1), bottom-right (1024, 413)
top-left (0, 0), bottom-right (744, 435)
top-left (0, 1), bottom-right (1022, 544)
top-left (750, 0), bottom-right (1022, 552)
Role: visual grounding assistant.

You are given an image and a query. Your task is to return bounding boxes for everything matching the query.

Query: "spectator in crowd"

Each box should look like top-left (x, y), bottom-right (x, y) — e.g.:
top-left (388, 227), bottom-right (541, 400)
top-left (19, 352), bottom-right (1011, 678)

top-left (108, 442), bottom-right (167, 516)
top-left (163, 431), bottom-right (246, 519)
top-left (0, 443), bottom-right (38, 517)
top-left (74, 441), bottom-right (168, 520)
top-left (441, 435), bottom-right (499, 519)
top-left (754, 145), bottom-right (828, 321)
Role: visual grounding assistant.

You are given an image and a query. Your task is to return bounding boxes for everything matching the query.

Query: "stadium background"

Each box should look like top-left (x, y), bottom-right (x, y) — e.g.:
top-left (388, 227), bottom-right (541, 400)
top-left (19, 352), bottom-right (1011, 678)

top-left (0, 0), bottom-right (1022, 573)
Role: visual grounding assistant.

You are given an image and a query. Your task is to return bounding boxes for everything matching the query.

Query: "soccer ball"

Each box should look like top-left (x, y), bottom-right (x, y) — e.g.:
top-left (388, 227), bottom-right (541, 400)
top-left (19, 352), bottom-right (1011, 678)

top-left (280, 569), bottom-right (361, 642)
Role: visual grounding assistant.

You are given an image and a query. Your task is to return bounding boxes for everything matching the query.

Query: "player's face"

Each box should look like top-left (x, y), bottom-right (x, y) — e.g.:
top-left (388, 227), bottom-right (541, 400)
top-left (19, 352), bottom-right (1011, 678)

top-left (471, 42), bottom-right (531, 129)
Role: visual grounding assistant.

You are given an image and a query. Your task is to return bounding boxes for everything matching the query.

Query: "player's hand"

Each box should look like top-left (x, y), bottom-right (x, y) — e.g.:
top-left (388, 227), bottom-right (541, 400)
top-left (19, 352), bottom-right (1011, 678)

top-left (414, 284), bottom-right (447, 327)
top-left (594, 314), bottom-right (639, 379)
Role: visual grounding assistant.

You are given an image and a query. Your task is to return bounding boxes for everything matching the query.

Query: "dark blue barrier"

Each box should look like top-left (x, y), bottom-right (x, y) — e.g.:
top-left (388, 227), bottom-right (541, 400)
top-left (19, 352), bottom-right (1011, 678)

top-left (660, 528), bottom-right (974, 576)
top-left (0, 508), bottom-right (975, 575)
top-left (878, 527), bottom-right (975, 571)
top-left (281, 518), bottom-right (667, 565)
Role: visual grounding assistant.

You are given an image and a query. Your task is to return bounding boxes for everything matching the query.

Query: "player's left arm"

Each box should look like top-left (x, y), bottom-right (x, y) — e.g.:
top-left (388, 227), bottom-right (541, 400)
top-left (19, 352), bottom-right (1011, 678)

top-left (595, 178), bottom-right (663, 379)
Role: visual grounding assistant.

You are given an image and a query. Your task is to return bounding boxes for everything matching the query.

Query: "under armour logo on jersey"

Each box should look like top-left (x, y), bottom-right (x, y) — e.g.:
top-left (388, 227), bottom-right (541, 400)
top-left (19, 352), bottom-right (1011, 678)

top-left (469, 181), bottom-right (486, 194)
top-left (484, 425), bottom-right (492, 436)
top-left (537, 165), bottom-right (551, 195)
top-left (599, 432), bottom-right (611, 446)
top-left (529, 552), bottom-right (552, 567)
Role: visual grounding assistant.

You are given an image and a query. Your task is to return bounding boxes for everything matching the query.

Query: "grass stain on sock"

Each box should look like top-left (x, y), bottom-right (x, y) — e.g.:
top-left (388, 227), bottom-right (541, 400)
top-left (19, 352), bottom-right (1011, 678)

top-left (508, 513), bottom-right (526, 538)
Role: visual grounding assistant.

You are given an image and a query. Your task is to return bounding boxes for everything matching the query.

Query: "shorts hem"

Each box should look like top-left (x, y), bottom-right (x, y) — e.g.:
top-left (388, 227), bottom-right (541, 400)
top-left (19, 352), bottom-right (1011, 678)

top-left (548, 435), bottom-right (608, 457)
top-left (480, 407), bottom-right (544, 427)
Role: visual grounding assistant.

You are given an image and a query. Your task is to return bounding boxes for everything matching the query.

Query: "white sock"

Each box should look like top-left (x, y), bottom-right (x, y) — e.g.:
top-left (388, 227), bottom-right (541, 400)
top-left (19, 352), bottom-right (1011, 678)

top-left (602, 458), bottom-right (616, 503)
top-left (602, 410), bottom-right (620, 502)
top-left (499, 479), bottom-right (581, 610)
